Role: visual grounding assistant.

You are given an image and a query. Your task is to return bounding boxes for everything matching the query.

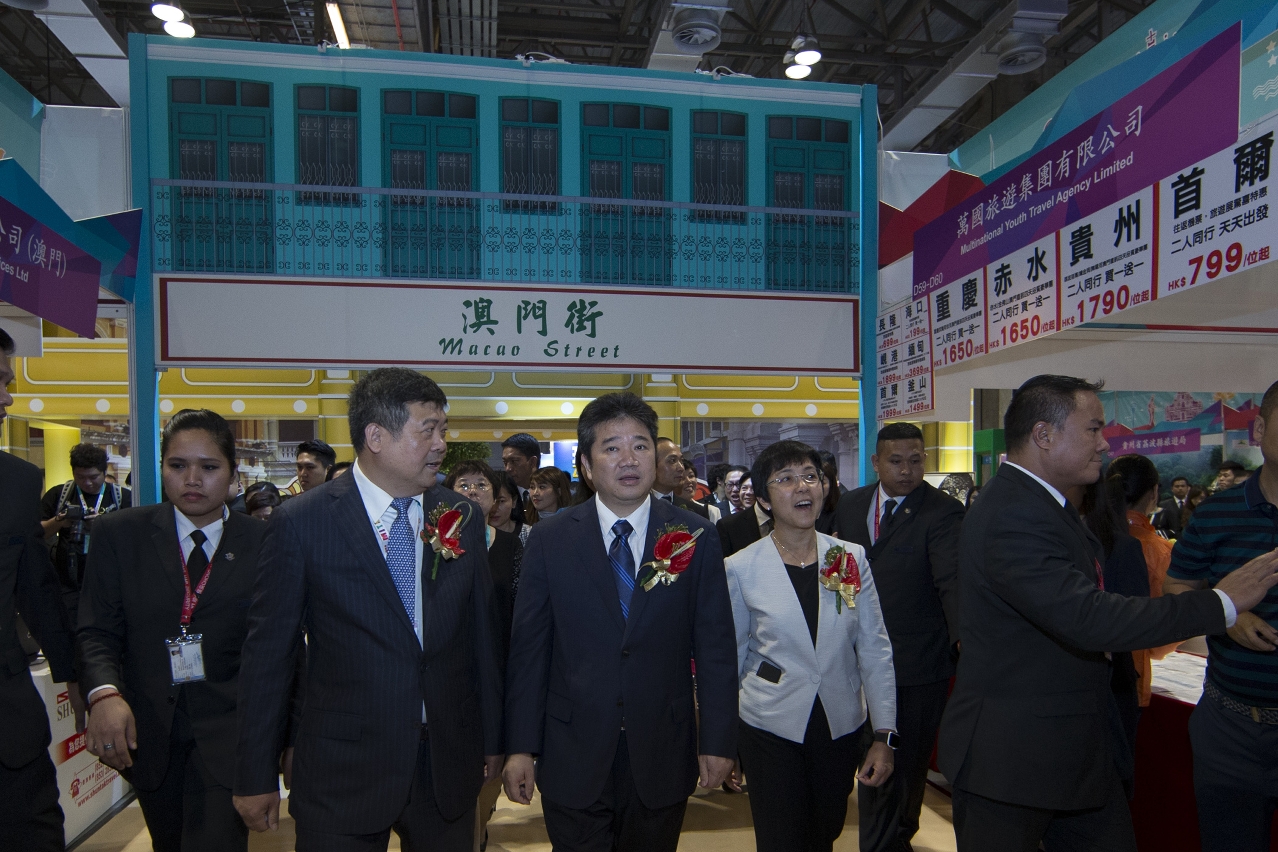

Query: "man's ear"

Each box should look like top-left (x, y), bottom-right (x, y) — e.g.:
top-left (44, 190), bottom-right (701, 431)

top-left (364, 423), bottom-right (382, 454)
top-left (578, 451), bottom-right (593, 480)
top-left (1031, 421), bottom-right (1054, 451)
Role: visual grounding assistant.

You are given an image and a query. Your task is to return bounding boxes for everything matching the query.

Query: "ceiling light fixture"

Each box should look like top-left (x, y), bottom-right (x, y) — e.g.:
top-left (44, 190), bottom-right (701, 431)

top-left (151, 1), bottom-right (184, 22)
top-left (326, 2), bottom-right (351, 49)
top-left (791, 35), bottom-right (821, 66)
top-left (163, 13), bottom-right (195, 37)
top-left (785, 63), bottom-right (811, 79)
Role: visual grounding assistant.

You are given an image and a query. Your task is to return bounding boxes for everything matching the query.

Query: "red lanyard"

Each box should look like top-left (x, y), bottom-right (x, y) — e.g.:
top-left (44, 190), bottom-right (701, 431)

top-left (1094, 558), bottom-right (1106, 591)
top-left (179, 543), bottom-right (215, 627)
top-left (874, 490), bottom-right (889, 541)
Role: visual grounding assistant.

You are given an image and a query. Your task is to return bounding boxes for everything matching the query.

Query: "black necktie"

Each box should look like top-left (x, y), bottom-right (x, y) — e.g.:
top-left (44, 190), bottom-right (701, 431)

top-left (881, 498), bottom-right (898, 527)
top-left (188, 529), bottom-right (209, 575)
top-left (662, 494), bottom-right (674, 502)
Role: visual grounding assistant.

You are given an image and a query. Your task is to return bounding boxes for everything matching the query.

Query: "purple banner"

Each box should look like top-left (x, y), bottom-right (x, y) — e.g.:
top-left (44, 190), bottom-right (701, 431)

top-left (0, 196), bottom-right (101, 338)
top-left (913, 25), bottom-right (1241, 299)
top-left (1107, 428), bottom-right (1201, 457)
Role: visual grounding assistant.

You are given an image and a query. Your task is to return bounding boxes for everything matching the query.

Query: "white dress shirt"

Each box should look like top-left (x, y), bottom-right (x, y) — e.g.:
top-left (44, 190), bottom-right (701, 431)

top-left (753, 502), bottom-right (772, 537)
top-left (1003, 461), bottom-right (1236, 626)
top-left (352, 460), bottom-right (425, 646)
top-left (865, 483), bottom-right (903, 545)
top-left (596, 494), bottom-right (652, 573)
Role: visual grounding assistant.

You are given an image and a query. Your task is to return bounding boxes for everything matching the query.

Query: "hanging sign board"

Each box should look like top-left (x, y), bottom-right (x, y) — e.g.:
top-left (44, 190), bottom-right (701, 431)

top-left (876, 296), bottom-right (933, 423)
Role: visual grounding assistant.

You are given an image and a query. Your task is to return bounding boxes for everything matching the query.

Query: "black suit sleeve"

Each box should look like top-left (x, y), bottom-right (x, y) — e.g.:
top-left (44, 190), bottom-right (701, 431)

top-left (926, 497), bottom-right (963, 646)
top-left (690, 525), bottom-right (738, 759)
top-left (236, 507), bottom-right (308, 795)
top-left (17, 537), bottom-right (75, 683)
top-left (469, 518), bottom-right (505, 757)
top-left (76, 520), bottom-right (128, 693)
top-left (984, 497), bottom-right (1224, 653)
top-left (505, 525), bottom-right (553, 757)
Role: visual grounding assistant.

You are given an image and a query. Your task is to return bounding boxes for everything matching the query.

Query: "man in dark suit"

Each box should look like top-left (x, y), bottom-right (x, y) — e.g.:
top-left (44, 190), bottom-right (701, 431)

top-left (502, 433), bottom-right (541, 525)
top-left (715, 465), bottom-right (748, 518)
top-left (715, 494), bottom-right (768, 558)
top-left (1155, 475), bottom-right (1191, 537)
top-left (503, 392), bottom-right (738, 852)
top-left (234, 368), bottom-right (504, 852)
top-left (834, 422), bottom-right (961, 852)
top-left (0, 327), bottom-right (78, 851)
top-left (653, 437), bottom-right (710, 519)
top-left (940, 374), bottom-right (1278, 852)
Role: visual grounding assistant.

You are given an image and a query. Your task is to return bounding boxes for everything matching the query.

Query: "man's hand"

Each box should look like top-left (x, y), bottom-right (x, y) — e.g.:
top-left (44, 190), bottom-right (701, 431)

top-left (280, 747), bottom-right (294, 790)
top-left (1214, 550), bottom-right (1278, 613)
top-left (67, 683), bottom-right (86, 732)
top-left (1227, 611), bottom-right (1278, 652)
top-left (698, 755), bottom-right (734, 789)
top-left (85, 692), bottom-right (136, 771)
top-left (233, 792), bottom-right (281, 832)
top-left (722, 758), bottom-right (744, 793)
top-left (503, 753), bottom-right (536, 805)
top-left (856, 741), bottom-right (895, 788)
top-left (483, 754), bottom-right (504, 783)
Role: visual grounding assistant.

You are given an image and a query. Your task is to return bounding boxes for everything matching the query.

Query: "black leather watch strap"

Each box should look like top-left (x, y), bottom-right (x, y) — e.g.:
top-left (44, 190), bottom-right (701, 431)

top-left (872, 730), bottom-right (900, 749)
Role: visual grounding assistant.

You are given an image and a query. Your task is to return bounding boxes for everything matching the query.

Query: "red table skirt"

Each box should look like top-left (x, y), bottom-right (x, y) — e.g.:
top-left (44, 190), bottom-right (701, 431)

top-left (1131, 693), bottom-right (1278, 851)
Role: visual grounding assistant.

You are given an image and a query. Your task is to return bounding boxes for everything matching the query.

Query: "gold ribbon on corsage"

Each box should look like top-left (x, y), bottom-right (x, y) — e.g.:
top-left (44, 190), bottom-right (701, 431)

top-left (819, 544), bottom-right (861, 613)
top-left (637, 526), bottom-right (703, 592)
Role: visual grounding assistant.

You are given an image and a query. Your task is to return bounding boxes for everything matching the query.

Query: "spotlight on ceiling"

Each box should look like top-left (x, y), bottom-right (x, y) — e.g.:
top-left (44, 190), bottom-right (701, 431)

top-left (326, 2), bottom-right (351, 49)
top-left (791, 34), bottom-right (821, 66)
top-left (151, 1), bottom-right (184, 22)
top-left (163, 13), bottom-right (195, 37)
top-left (785, 63), bottom-right (812, 80)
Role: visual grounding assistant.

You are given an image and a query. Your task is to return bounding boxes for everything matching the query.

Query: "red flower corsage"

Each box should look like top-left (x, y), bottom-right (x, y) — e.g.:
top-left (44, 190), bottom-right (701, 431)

top-left (819, 544), bottom-right (861, 612)
top-left (637, 524), bottom-right (703, 591)
top-left (422, 502), bottom-right (469, 580)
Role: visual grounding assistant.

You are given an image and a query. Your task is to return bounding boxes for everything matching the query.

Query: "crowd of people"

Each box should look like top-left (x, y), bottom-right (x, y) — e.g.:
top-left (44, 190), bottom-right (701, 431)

top-left (2, 325), bottom-right (1277, 852)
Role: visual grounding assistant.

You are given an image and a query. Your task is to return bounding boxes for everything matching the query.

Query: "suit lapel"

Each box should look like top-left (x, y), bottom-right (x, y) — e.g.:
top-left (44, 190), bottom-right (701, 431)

top-left (572, 499), bottom-right (628, 634)
top-left (194, 511), bottom-right (246, 606)
top-left (1000, 466), bottom-right (1102, 583)
top-left (622, 496), bottom-right (668, 643)
top-left (149, 504), bottom-right (184, 595)
top-left (844, 489), bottom-right (874, 548)
top-left (331, 474), bottom-right (418, 640)
top-left (869, 485), bottom-right (926, 559)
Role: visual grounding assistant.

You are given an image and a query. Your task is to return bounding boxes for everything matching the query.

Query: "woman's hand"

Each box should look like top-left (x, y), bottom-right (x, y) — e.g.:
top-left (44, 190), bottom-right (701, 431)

top-left (86, 692), bottom-right (137, 771)
top-left (856, 740), bottom-right (895, 788)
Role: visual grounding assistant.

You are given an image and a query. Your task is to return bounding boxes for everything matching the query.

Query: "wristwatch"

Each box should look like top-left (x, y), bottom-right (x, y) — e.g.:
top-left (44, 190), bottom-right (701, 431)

top-left (872, 730), bottom-right (900, 749)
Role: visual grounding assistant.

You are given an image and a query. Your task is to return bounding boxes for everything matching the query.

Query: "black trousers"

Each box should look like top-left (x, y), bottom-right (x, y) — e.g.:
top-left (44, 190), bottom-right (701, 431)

top-left (134, 709), bottom-right (247, 852)
top-left (0, 750), bottom-right (64, 852)
top-left (295, 735), bottom-right (474, 852)
top-left (540, 732), bottom-right (687, 852)
top-left (951, 773), bottom-right (1137, 852)
top-left (1188, 688), bottom-right (1278, 852)
top-left (737, 700), bottom-right (866, 852)
top-left (858, 678), bottom-right (948, 852)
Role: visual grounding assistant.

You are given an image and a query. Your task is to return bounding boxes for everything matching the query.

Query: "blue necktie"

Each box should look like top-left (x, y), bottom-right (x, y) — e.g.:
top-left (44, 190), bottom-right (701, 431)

top-left (610, 519), bottom-right (636, 618)
top-left (386, 496), bottom-right (417, 628)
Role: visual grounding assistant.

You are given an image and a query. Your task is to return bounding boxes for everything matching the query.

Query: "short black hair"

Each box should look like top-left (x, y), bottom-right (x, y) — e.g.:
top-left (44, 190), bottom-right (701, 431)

top-left (577, 392), bottom-right (658, 461)
top-left (1170, 476), bottom-right (1190, 487)
top-left (751, 440), bottom-right (822, 504)
top-left (69, 443), bottom-right (109, 472)
top-left (706, 462), bottom-right (730, 492)
top-left (348, 368), bottom-right (447, 454)
top-left (1004, 375), bottom-right (1105, 451)
top-left (681, 458), bottom-right (697, 473)
top-left (876, 422), bottom-right (924, 451)
top-left (493, 470), bottom-right (520, 503)
top-left (501, 433), bottom-right (541, 459)
top-left (816, 450), bottom-right (838, 474)
top-left (245, 484), bottom-right (281, 514)
top-left (1106, 454), bottom-right (1160, 509)
top-left (1260, 380), bottom-right (1278, 424)
top-left (162, 408), bottom-right (237, 468)
top-left (297, 439), bottom-right (336, 469)
top-left (1219, 459), bottom-right (1248, 474)
top-left (325, 460), bottom-right (352, 481)
top-left (0, 327), bottom-right (13, 356)
top-left (444, 459), bottom-right (500, 492)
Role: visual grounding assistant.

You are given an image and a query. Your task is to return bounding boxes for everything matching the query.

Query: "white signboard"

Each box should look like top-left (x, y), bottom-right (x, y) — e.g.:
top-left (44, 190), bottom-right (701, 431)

top-left (1159, 117), bottom-right (1278, 297)
top-left (159, 277), bottom-right (861, 375)
top-left (33, 665), bottom-right (132, 845)
top-left (985, 233), bottom-right (1059, 353)
top-left (928, 269), bottom-right (987, 369)
top-left (875, 297), bottom-right (933, 423)
top-left (1058, 186), bottom-right (1155, 331)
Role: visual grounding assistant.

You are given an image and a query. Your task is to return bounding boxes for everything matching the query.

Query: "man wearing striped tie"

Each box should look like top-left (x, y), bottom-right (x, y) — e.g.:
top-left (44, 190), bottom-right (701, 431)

top-left (503, 392), bottom-right (738, 852)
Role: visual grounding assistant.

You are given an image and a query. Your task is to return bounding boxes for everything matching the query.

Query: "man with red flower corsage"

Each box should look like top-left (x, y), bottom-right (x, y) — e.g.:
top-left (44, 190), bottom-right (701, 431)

top-left (503, 392), bottom-right (738, 852)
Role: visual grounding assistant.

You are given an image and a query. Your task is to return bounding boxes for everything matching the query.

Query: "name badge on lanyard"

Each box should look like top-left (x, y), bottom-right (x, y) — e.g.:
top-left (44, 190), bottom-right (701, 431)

top-left (165, 543), bottom-right (214, 684)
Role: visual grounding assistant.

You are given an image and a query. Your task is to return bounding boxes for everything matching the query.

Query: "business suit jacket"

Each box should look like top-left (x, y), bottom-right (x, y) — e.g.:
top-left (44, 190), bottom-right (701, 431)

top-left (0, 451), bottom-right (76, 770)
top-left (726, 533), bottom-right (896, 743)
top-left (833, 482), bottom-right (962, 686)
top-left (716, 504), bottom-right (763, 559)
top-left (1156, 497), bottom-right (1184, 537)
top-left (77, 503), bottom-right (267, 791)
top-left (939, 464), bottom-right (1227, 811)
top-left (235, 474), bottom-right (504, 833)
top-left (673, 494), bottom-right (709, 519)
top-left (505, 495), bottom-right (738, 810)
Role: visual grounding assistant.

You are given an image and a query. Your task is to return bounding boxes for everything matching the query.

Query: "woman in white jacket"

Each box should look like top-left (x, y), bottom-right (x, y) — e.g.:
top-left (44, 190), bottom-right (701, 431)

top-left (725, 440), bottom-right (898, 852)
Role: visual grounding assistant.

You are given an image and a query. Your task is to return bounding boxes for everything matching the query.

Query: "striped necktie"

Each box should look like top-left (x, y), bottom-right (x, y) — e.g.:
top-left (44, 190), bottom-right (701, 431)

top-left (610, 519), bottom-right (636, 618)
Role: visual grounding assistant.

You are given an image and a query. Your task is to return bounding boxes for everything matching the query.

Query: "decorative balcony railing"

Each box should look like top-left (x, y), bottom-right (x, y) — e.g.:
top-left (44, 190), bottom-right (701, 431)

top-left (150, 180), bottom-right (860, 293)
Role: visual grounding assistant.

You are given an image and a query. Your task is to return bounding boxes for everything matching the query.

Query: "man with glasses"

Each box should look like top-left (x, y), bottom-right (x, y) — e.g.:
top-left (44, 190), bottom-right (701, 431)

top-left (715, 466), bottom-right (748, 517)
top-left (833, 422), bottom-right (963, 852)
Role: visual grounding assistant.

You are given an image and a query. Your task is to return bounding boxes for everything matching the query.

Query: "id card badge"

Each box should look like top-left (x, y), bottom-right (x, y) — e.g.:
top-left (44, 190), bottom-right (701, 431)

top-left (165, 634), bottom-right (206, 684)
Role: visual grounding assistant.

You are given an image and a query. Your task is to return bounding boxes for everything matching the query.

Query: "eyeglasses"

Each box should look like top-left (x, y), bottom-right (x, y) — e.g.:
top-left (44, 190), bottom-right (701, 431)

top-left (454, 481), bottom-right (491, 494)
top-left (767, 472), bottom-right (821, 489)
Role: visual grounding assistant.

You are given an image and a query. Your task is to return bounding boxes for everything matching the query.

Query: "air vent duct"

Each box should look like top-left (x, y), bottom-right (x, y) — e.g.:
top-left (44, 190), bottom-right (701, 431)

top-left (670, 7), bottom-right (720, 54)
top-left (997, 31), bottom-right (1047, 75)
